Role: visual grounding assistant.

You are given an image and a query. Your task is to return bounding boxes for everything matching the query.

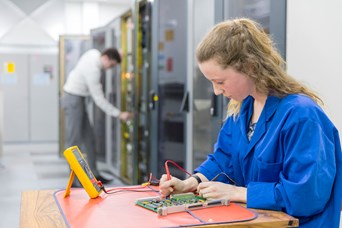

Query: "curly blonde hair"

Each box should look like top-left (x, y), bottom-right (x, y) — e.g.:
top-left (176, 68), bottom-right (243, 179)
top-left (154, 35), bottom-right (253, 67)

top-left (196, 18), bottom-right (322, 117)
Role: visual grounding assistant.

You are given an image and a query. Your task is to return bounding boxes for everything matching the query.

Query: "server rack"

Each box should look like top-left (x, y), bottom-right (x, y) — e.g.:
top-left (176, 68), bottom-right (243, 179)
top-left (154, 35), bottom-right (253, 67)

top-left (132, 0), bottom-right (153, 184)
top-left (90, 27), bottom-right (108, 164)
top-left (119, 10), bottom-right (137, 184)
top-left (118, 0), bottom-right (154, 184)
top-left (104, 16), bottom-right (122, 179)
top-left (108, 0), bottom-right (189, 182)
top-left (88, 13), bottom-right (134, 183)
top-left (149, 0), bottom-right (189, 180)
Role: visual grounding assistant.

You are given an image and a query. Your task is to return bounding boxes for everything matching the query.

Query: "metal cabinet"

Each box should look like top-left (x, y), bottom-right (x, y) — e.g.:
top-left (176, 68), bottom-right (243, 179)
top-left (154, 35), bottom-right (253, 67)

top-left (0, 53), bottom-right (59, 144)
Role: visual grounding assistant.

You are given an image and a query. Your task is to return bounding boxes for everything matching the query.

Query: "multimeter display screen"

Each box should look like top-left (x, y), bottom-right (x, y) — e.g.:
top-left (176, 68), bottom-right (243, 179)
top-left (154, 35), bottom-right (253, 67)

top-left (72, 148), bottom-right (102, 192)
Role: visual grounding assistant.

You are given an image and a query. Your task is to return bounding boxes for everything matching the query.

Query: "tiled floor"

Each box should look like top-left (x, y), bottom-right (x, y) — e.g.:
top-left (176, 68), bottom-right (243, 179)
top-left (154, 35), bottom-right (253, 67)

top-left (0, 143), bottom-right (124, 228)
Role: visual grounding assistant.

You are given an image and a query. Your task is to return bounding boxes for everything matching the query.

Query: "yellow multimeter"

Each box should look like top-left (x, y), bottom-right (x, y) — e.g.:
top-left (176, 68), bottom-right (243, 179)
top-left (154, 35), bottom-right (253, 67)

top-left (63, 146), bottom-right (102, 199)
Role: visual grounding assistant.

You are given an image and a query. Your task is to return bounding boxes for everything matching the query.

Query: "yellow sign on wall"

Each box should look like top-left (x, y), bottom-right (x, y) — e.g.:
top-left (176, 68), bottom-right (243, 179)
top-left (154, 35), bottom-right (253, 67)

top-left (5, 62), bottom-right (15, 73)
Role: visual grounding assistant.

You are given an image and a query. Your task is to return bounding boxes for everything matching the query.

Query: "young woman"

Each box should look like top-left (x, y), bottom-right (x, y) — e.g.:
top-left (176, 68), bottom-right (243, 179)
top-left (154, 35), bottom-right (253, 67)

top-left (159, 18), bottom-right (341, 227)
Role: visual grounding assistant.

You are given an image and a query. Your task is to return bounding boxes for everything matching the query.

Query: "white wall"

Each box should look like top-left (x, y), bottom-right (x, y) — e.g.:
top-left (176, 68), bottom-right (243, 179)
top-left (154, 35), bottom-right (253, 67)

top-left (287, 0), bottom-right (342, 135)
top-left (65, 2), bottom-right (130, 35)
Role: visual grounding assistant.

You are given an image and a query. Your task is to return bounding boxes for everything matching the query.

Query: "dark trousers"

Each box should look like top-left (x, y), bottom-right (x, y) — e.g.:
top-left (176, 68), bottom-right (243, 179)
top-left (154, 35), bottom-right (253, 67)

top-left (61, 92), bottom-right (99, 177)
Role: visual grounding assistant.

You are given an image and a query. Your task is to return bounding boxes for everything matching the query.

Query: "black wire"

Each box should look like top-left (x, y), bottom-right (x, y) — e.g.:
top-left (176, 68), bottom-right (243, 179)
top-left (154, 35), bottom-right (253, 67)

top-left (211, 172), bottom-right (237, 185)
top-left (185, 210), bottom-right (206, 224)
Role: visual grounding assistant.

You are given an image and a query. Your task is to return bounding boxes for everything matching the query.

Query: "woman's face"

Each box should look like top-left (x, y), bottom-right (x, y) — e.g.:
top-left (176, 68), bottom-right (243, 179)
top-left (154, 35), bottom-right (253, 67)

top-left (198, 59), bottom-right (255, 102)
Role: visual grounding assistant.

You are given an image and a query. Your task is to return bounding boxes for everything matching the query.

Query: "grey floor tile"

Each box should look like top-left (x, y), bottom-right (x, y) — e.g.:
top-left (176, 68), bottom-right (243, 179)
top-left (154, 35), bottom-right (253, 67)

top-left (0, 144), bottom-right (76, 227)
top-left (0, 197), bottom-right (20, 228)
top-left (0, 143), bottom-right (126, 228)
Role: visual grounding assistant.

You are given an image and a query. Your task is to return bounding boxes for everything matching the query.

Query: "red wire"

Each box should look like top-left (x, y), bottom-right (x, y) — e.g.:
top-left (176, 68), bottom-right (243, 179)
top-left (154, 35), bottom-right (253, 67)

top-left (103, 161), bottom-right (189, 194)
top-left (164, 160), bottom-right (192, 180)
top-left (104, 185), bottom-right (148, 193)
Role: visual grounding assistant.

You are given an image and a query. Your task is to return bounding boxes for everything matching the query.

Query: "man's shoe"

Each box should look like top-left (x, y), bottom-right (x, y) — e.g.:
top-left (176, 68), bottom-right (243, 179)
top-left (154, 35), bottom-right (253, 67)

top-left (96, 175), bottom-right (113, 184)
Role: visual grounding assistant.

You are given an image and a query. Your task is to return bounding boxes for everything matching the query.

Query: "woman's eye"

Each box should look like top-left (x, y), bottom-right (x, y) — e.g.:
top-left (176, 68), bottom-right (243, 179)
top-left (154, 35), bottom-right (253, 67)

top-left (217, 81), bottom-right (224, 85)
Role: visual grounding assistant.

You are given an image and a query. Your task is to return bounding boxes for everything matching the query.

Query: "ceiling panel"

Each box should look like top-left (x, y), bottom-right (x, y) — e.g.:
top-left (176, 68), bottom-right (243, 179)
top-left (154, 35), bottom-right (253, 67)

top-left (0, 17), bottom-right (56, 46)
top-left (0, 0), bottom-right (25, 39)
top-left (9, 0), bottom-right (49, 15)
top-left (66, 0), bottom-right (131, 5)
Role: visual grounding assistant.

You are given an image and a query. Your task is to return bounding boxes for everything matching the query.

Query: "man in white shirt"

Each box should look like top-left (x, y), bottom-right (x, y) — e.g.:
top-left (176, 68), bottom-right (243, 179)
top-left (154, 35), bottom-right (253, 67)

top-left (62, 48), bottom-right (131, 184)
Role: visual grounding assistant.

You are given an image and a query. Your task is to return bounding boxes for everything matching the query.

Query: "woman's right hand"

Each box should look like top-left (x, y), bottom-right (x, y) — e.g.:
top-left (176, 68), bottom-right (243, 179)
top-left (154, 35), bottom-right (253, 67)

top-left (159, 174), bottom-right (186, 197)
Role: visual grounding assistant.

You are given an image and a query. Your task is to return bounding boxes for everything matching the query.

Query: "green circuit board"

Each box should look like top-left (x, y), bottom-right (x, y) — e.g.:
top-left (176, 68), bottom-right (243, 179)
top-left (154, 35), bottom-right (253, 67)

top-left (135, 192), bottom-right (229, 216)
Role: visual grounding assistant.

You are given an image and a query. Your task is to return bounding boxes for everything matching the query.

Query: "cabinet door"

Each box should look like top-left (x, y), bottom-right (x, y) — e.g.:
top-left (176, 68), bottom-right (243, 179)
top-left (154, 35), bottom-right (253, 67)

top-left (0, 54), bottom-right (29, 142)
top-left (192, 0), bottom-right (217, 169)
top-left (155, 0), bottom-right (188, 179)
top-left (29, 54), bottom-right (58, 142)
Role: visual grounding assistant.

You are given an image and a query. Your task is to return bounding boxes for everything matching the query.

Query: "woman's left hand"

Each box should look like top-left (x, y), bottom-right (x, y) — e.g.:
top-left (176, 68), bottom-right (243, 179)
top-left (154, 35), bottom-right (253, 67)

top-left (197, 181), bottom-right (247, 203)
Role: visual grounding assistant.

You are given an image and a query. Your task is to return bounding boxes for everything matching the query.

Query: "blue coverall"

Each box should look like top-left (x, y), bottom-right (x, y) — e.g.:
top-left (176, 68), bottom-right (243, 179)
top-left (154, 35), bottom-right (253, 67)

top-left (195, 94), bottom-right (342, 227)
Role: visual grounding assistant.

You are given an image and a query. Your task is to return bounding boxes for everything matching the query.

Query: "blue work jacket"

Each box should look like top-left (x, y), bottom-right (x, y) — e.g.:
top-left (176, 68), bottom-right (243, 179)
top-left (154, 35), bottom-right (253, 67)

top-left (195, 94), bottom-right (342, 227)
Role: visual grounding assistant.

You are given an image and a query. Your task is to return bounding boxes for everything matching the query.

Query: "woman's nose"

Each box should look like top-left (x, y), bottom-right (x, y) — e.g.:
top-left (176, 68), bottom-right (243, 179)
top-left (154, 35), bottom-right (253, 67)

top-left (213, 84), bottom-right (223, 95)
